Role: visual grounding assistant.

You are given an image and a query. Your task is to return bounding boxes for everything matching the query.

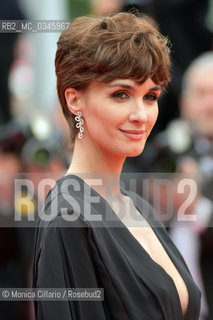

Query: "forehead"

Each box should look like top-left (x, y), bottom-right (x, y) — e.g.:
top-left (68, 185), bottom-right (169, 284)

top-left (89, 77), bottom-right (160, 90)
top-left (109, 78), bottom-right (156, 85)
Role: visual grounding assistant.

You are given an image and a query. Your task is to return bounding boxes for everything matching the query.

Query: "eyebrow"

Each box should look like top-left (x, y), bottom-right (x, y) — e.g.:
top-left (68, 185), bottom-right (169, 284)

top-left (108, 83), bottom-right (161, 91)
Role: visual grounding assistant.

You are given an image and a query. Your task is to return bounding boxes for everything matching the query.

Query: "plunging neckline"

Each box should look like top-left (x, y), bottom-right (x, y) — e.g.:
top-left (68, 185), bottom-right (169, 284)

top-left (63, 173), bottom-right (191, 319)
top-left (118, 189), bottom-right (190, 320)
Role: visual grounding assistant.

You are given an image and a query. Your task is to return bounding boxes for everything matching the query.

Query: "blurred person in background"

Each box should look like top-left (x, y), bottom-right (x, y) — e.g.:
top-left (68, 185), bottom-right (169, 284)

top-left (0, 120), bottom-right (68, 320)
top-left (91, 0), bottom-right (154, 17)
top-left (0, 122), bottom-right (33, 320)
top-left (169, 52), bottom-right (213, 320)
top-left (91, 0), bottom-right (123, 16)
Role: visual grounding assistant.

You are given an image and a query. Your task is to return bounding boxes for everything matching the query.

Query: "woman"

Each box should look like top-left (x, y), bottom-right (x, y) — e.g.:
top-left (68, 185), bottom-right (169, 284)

top-left (33, 12), bottom-right (201, 319)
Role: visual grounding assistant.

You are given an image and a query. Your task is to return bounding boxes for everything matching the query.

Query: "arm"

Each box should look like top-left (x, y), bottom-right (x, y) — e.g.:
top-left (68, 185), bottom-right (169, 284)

top-left (33, 216), bottom-right (106, 320)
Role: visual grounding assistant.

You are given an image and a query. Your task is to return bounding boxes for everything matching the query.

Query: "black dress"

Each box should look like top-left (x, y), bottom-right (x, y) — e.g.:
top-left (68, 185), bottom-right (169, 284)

top-left (33, 174), bottom-right (201, 320)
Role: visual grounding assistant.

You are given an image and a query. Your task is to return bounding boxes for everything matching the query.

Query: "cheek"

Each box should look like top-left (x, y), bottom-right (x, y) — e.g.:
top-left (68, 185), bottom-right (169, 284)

top-left (89, 104), bottom-right (121, 130)
top-left (149, 105), bottom-right (159, 128)
top-left (85, 106), bottom-right (111, 135)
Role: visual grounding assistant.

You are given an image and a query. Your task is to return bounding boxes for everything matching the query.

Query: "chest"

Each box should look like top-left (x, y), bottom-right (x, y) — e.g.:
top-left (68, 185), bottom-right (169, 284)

top-left (110, 198), bottom-right (189, 318)
top-left (127, 224), bottom-right (189, 318)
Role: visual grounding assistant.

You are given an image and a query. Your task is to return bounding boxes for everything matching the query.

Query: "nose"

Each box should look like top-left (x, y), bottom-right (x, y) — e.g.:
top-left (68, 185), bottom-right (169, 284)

top-left (129, 100), bottom-right (148, 123)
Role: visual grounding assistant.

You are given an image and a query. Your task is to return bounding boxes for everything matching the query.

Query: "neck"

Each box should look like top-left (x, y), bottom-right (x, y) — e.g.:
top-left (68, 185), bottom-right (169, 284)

top-left (67, 137), bottom-right (126, 199)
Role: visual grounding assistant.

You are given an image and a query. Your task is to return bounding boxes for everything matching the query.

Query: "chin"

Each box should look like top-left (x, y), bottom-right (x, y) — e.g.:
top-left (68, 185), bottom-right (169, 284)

top-left (124, 145), bottom-right (145, 157)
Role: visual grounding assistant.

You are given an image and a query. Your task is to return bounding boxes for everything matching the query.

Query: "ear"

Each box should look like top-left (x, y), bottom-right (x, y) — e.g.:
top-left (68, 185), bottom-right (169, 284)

top-left (64, 88), bottom-right (83, 115)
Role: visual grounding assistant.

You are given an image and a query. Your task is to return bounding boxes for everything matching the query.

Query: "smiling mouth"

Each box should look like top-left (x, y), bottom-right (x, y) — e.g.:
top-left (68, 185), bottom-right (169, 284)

top-left (119, 129), bottom-right (146, 140)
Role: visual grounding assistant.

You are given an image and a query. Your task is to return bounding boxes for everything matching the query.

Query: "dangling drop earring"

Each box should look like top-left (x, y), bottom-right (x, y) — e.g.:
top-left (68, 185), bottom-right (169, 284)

top-left (75, 111), bottom-right (84, 139)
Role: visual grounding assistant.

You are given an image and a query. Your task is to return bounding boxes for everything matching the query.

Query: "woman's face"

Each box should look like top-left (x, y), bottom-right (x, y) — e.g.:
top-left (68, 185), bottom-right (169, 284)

top-left (80, 78), bottom-right (161, 158)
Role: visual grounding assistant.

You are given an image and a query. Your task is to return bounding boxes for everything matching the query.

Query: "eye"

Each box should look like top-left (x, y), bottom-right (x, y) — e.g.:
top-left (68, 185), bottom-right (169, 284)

top-left (143, 93), bottom-right (159, 102)
top-left (111, 91), bottom-right (129, 100)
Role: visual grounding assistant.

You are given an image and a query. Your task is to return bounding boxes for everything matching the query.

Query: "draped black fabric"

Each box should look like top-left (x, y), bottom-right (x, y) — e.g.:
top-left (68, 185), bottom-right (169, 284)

top-left (33, 175), bottom-right (201, 319)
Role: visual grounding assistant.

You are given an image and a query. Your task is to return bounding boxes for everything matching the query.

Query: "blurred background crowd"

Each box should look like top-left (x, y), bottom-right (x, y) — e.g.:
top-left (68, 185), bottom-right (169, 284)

top-left (0, 0), bottom-right (213, 319)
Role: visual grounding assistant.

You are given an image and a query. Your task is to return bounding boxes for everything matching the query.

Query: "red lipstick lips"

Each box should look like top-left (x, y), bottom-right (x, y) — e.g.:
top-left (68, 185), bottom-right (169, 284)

top-left (119, 129), bottom-right (146, 140)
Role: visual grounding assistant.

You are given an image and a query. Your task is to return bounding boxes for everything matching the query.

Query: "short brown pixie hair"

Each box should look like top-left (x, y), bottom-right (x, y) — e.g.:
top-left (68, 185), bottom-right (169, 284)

top-left (55, 12), bottom-right (171, 141)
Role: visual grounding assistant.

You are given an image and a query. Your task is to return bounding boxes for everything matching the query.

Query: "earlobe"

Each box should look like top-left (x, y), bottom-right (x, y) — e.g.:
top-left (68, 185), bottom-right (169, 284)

top-left (64, 88), bottom-right (82, 115)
